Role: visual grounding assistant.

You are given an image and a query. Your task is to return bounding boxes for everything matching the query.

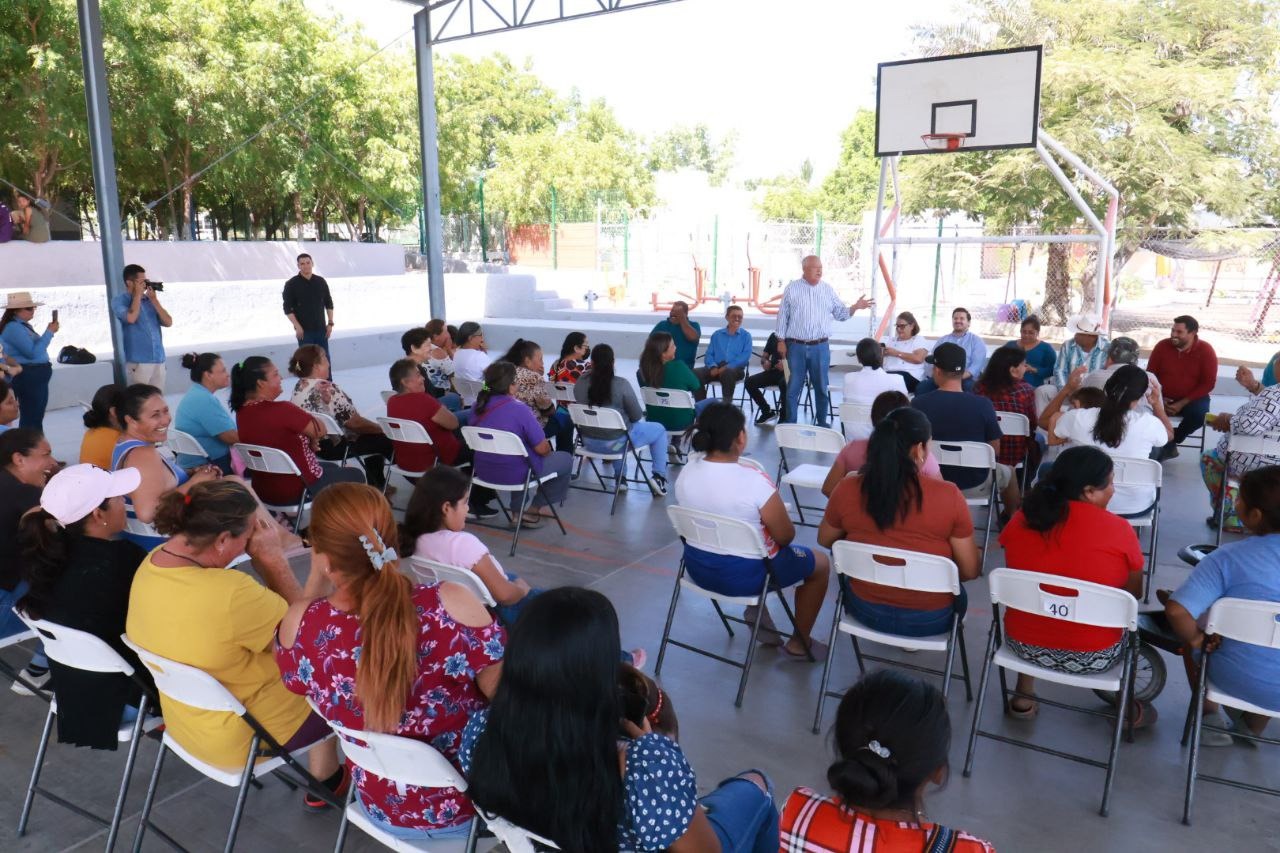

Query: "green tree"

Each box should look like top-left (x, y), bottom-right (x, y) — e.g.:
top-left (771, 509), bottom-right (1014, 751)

top-left (904, 0), bottom-right (1280, 323)
top-left (647, 123), bottom-right (736, 186)
top-left (755, 173), bottom-right (823, 221)
top-left (820, 109), bottom-right (879, 221)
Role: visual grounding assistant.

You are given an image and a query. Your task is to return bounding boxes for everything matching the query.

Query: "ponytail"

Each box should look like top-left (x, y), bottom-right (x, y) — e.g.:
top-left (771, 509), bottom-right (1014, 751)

top-left (1021, 445), bottom-right (1114, 533)
top-left (686, 402), bottom-right (744, 455)
top-left (229, 356), bottom-right (271, 412)
top-left (860, 408), bottom-right (931, 530)
top-left (585, 344), bottom-right (616, 407)
top-left (1093, 364), bottom-right (1147, 448)
top-left (17, 507), bottom-right (96, 620)
top-left (474, 361), bottom-right (515, 417)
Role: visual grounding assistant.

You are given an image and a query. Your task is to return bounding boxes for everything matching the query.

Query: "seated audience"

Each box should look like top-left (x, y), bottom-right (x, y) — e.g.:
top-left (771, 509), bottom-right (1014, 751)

top-left (650, 300), bottom-right (701, 369)
top-left (501, 338), bottom-right (573, 452)
top-left (548, 331), bottom-right (590, 382)
top-left (231, 356), bottom-right (365, 508)
top-left (1081, 337), bottom-right (1159, 413)
top-left (79, 383), bottom-right (123, 469)
top-left (452, 321), bottom-right (492, 383)
top-left (745, 332), bottom-right (787, 425)
top-left (574, 343), bottom-right (669, 496)
top-left (916, 308), bottom-right (984, 394)
top-left (1236, 352), bottom-right (1278, 396)
top-left (18, 464), bottom-right (153, 748)
top-left (975, 345), bottom-right (1039, 479)
top-left (385, 358), bottom-right (462, 471)
top-left (126, 480), bottom-right (341, 805)
top-left (1050, 365), bottom-right (1172, 517)
top-left (822, 390), bottom-right (942, 497)
top-left (289, 344), bottom-right (392, 489)
top-left (882, 310), bottom-right (930, 393)
top-left (0, 377), bottom-right (17, 431)
top-left (460, 587), bottom-right (779, 852)
top-left (1167, 465), bottom-right (1280, 744)
top-left (999, 447), bottom-right (1149, 723)
top-left (174, 353), bottom-right (238, 472)
top-left (639, 331), bottom-right (708, 434)
top-left (1147, 314), bottom-right (1217, 460)
top-left (0, 427), bottom-right (56, 690)
top-left (1011, 314), bottom-right (1055, 388)
top-left (819, 408), bottom-right (979, 637)
top-left (468, 361), bottom-right (572, 527)
top-left (843, 338), bottom-right (909, 437)
top-left (912, 343), bottom-right (1019, 516)
top-left (405, 466), bottom-right (537, 624)
top-left (781, 670), bottom-right (994, 852)
top-left (277, 483), bottom-right (504, 834)
top-left (111, 384), bottom-right (220, 549)
top-left (400, 323), bottom-right (462, 411)
top-left (1202, 383), bottom-right (1280, 530)
top-left (694, 304), bottom-right (752, 402)
top-left (674, 403), bottom-right (830, 659)
top-left (1053, 313), bottom-right (1109, 388)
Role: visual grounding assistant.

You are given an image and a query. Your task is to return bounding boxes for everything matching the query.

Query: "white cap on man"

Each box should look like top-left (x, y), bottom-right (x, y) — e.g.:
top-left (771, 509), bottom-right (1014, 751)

top-left (1065, 313), bottom-right (1104, 337)
top-left (38, 464), bottom-right (140, 527)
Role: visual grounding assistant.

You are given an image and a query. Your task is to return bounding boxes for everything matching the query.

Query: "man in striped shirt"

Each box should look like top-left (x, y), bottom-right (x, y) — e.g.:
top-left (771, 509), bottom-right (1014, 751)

top-left (776, 255), bottom-right (872, 426)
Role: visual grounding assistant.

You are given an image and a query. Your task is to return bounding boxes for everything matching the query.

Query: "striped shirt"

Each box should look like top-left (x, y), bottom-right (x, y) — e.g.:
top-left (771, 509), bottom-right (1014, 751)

top-left (776, 278), bottom-right (850, 341)
top-left (1054, 337), bottom-right (1109, 387)
top-left (781, 787), bottom-right (996, 853)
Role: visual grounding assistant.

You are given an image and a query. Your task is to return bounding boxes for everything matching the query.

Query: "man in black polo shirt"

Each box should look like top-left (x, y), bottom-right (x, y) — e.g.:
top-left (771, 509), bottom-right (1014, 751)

top-left (282, 252), bottom-right (335, 365)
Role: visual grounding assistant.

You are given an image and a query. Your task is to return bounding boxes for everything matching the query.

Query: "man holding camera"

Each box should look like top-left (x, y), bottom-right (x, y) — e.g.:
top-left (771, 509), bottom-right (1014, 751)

top-left (111, 263), bottom-right (172, 387)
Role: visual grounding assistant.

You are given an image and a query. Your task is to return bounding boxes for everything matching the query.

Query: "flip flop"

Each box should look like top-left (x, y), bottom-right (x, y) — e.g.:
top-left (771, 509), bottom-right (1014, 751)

top-left (780, 639), bottom-right (827, 662)
top-left (1008, 696), bottom-right (1038, 719)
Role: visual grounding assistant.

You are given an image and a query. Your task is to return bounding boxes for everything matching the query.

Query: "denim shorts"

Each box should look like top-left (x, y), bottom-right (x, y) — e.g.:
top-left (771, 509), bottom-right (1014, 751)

top-left (684, 545), bottom-right (816, 597)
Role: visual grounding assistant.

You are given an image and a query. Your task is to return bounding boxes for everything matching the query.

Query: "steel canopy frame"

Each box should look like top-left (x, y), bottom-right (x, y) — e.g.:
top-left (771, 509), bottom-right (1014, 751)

top-left (400, 0), bottom-right (685, 319)
top-left (868, 129), bottom-right (1119, 338)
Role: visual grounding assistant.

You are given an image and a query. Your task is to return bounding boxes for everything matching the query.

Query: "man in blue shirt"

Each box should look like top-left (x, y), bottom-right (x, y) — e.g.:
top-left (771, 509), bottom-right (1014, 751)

top-left (650, 300), bottom-right (701, 369)
top-left (694, 304), bottom-right (753, 402)
top-left (915, 307), bottom-right (986, 395)
top-left (110, 264), bottom-right (172, 388)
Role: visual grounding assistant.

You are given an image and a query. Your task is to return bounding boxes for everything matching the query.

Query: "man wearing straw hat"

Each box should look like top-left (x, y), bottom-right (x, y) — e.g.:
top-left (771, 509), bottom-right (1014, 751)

top-left (0, 292), bottom-right (57, 431)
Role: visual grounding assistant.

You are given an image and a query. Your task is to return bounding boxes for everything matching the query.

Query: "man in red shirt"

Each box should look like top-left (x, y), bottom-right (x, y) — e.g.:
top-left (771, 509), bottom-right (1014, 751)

top-left (1146, 314), bottom-right (1217, 460)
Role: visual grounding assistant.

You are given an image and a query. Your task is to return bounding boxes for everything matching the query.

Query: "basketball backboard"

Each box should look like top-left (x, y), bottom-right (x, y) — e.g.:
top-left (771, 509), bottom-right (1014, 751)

top-left (875, 46), bottom-right (1042, 157)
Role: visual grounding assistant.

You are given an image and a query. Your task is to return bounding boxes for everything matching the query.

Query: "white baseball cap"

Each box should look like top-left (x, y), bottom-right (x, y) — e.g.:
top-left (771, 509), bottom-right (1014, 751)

top-left (1066, 313), bottom-right (1104, 337)
top-left (38, 464), bottom-right (140, 527)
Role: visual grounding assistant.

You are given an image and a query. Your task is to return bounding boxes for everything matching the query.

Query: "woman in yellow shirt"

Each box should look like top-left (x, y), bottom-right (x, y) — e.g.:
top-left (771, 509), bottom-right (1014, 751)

top-left (78, 383), bottom-right (122, 469)
top-left (126, 480), bottom-right (344, 808)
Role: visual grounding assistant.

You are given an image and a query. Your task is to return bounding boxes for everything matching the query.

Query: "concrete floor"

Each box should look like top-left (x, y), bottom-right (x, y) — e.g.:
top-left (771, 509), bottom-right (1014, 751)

top-left (2, 361), bottom-right (1275, 852)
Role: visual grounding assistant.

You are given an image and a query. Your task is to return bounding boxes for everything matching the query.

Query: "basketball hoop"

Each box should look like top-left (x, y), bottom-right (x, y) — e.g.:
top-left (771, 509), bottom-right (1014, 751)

top-left (921, 133), bottom-right (968, 152)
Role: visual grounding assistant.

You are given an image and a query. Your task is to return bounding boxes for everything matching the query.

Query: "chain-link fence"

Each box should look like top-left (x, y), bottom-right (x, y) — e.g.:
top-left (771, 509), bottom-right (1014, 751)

top-left (872, 224), bottom-right (1279, 363)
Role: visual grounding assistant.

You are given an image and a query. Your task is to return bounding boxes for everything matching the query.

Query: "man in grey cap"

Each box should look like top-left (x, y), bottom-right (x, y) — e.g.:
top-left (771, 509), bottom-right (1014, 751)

top-left (1082, 336), bottom-right (1161, 413)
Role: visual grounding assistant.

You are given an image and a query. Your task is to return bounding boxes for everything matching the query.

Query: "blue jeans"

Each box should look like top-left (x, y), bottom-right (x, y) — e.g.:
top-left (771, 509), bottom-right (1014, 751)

top-left (700, 771), bottom-right (780, 853)
top-left (543, 408), bottom-right (575, 453)
top-left (0, 582), bottom-right (47, 670)
top-left (1172, 395), bottom-right (1211, 444)
top-left (783, 341), bottom-right (831, 425)
top-left (583, 421), bottom-right (670, 478)
top-left (840, 579), bottom-right (968, 638)
top-left (12, 361), bottom-right (51, 431)
top-left (435, 391), bottom-right (463, 412)
top-left (298, 329), bottom-right (331, 367)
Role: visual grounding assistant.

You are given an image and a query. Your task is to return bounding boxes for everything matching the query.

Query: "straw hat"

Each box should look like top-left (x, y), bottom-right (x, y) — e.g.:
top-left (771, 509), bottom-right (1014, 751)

top-left (4, 292), bottom-right (42, 311)
top-left (1065, 313), bottom-right (1103, 337)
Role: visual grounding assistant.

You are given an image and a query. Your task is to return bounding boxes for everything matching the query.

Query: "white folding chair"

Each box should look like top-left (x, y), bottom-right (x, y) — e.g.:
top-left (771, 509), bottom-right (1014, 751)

top-left (1215, 431), bottom-right (1280, 545)
top-left (380, 389), bottom-right (395, 404)
top-left (962, 568), bottom-right (1140, 817)
top-left (0, 625), bottom-right (46, 696)
top-left (377, 415), bottom-right (436, 492)
top-left (775, 424), bottom-right (844, 526)
top-left (313, 411), bottom-right (377, 471)
top-left (813, 543), bottom-right (971, 733)
top-left (461, 426), bottom-right (567, 556)
top-left (454, 376), bottom-right (484, 407)
top-left (1181, 597), bottom-right (1280, 824)
top-left (995, 410), bottom-right (1032, 489)
top-left (546, 381), bottom-right (576, 406)
top-left (655, 506), bottom-right (813, 708)
top-left (121, 636), bottom-right (338, 853)
top-left (14, 612), bottom-right (165, 852)
top-left (409, 556), bottom-right (499, 609)
top-left (641, 387), bottom-right (697, 464)
top-left (1109, 456), bottom-right (1162, 602)
top-left (566, 403), bottom-right (656, 515)
top-left (473, 811), bottom-right (560, 853)
top-left (233, 442), bottom-right (313, 532)
top-left (322, 720), bottom-right (488, 853)
top-left (837, 401), bottom-right (873, 439)
top-left (165, 427), bottom-right (208, 462)
top-left (930, 440), bottom-right (1000, 568)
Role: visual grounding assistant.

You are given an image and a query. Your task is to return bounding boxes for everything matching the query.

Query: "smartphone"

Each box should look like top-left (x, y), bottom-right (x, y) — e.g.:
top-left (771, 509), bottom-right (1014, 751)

top-left (52, 309), bottom-right (58, 323)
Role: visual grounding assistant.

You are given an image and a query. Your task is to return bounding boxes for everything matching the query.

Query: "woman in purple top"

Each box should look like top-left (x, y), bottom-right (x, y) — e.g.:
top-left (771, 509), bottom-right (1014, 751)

top-left (468, 361), bottom-right (573, 527)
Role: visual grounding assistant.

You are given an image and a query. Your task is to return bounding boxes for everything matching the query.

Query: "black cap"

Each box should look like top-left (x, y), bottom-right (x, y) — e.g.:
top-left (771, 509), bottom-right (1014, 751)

top-left (926, 341), bottom-right (966, 374)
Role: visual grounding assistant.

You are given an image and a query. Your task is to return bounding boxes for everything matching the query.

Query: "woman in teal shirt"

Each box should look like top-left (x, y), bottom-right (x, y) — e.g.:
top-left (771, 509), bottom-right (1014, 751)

top-left (174, 352), bottom-right (239, 473)
top-left (1009, 315), bottom-right (1056, 388)
top-left (638, 332), bottom-right (711, 432)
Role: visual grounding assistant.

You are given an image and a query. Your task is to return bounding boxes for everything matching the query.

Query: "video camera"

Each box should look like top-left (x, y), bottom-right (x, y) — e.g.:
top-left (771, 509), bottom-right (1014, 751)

top-left (145, 279), bottom-right (165, 292)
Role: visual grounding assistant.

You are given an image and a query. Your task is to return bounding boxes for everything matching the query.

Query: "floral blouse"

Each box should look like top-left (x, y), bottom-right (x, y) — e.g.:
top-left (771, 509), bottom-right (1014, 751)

top-left (425, 354), bottom-right (454, 392)
top-left (512, 366), bottom-right (555, 426)
top-left (459, 708), bottom-right (698, 851)
top-left (292, 377), bottom-right (359, 437)
top-left (549, 358), bottom-right (590, 384)
top-left (276, 584), bottom-right (505, 832)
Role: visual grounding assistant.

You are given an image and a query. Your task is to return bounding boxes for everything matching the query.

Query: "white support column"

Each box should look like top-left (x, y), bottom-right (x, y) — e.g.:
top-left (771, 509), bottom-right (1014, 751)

top-left (1036, 142), bottom-right (1108, 314)
top-left (868, 158), bottom-right (890, 336)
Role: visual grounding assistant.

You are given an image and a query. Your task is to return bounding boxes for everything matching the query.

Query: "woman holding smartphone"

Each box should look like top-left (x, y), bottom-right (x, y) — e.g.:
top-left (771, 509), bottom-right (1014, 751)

top-left (0, 292), bottom-right (57, 431)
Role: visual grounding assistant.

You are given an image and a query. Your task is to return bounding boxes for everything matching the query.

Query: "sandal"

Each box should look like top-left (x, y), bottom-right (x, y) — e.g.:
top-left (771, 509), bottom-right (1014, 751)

top-left (510, 512), bottom-right (543, 529)
top-left (1008, 695), bottom-right (1038, 719)
top-left (780, 638), bottom-right (827, 662)
top-left (1128, 699), bottom-right (1158, 730)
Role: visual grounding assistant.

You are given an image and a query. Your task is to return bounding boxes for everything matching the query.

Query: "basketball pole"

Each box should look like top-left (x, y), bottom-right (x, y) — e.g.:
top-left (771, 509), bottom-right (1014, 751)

top-left (1035, 134), bottom-right (1114, 324)
top-left (869, 157), bottom-right (890, 338)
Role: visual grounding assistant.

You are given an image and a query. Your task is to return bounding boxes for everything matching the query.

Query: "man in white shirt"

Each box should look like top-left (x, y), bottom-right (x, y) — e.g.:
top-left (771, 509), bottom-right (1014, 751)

top-left (775, 256), bottom-right (872, 428)
top-left (842, 338), bottom-right (908, 438)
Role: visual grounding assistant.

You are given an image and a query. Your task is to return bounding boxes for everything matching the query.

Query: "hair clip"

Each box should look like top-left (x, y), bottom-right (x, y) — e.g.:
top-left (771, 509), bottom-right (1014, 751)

top-left (358, 530), bottom-right (398, 571)
top-left (480, 382), bottom-right (489, 391)
top-left (183, 493), bottom-right (192, 505)
top-left (861, 740), bottom-right (891, 760)
top-left (646, 688), bottom-right (665, 726)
